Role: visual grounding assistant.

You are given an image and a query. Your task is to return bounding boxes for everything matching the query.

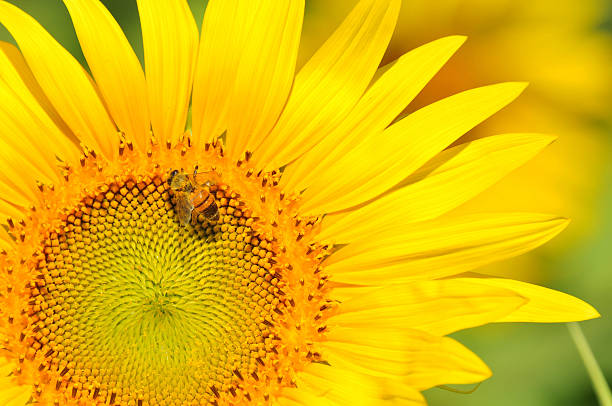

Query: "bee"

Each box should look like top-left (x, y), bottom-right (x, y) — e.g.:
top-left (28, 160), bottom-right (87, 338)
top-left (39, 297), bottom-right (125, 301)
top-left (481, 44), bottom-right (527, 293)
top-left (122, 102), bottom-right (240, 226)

top-left (167, 167), bottom-right (220, 225)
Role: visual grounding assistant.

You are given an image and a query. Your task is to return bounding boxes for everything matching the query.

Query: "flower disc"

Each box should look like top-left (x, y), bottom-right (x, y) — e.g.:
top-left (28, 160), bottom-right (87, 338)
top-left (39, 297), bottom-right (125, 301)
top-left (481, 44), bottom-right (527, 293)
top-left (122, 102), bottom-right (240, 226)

top-left (1, 143), bottom-right (330, 406)
top-left (29, 176), bottom-right (282, 404)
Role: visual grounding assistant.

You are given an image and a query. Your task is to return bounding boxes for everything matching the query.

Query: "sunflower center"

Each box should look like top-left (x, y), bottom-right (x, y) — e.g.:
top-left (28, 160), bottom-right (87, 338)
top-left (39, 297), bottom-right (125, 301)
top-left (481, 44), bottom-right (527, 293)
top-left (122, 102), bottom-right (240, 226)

top-left (28, 175), bottom-right (281, 404)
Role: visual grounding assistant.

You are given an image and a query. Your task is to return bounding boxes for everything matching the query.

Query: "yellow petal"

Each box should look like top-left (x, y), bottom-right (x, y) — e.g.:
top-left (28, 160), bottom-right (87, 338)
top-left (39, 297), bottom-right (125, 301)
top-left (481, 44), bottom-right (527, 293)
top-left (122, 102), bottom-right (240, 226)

top-left (0, 138), bottom-right (47, 206)
top-left (0, 46), bottom-right (79, 201)
top-left (323, 327), bottom-right (491, 390)
top-left (284, 38), bottom-right (479, 199)
top-left (137, 0), bottom-right (198, 145)
top-left (0, 45), bottom-right (79, 178)
top-left (0, 199), bottom-right (25, 225)
top-left (0, 41), bottom-right (78, 160)
top-left (192, 0), bottom-right (304, 157)
top-left (330, 280), bottom-right (526, 335)
top-left (277, 397), bottom-right (306, 406)
top-left (0, 221), bottom-right (15, 250)
top-left (375, 378), bottom-right (427, 406)
top-left (0, 1), bottom-right (119, 158)
top-left (191, 0), bottom-right (241, 146)
top-left (281, 365), bottom-right (426, 406)
top-left (0, 1), bottom-right (118, 160)
top-left (0, 359), bottom-right (11, 375)
top-left (299, 83), bottom-right (528, 215)
top-left (64, 0), bottom-right (149, 151)
top-left (0, 379), bottom-right (30, 406)
top-left (319, 133), bottom-right (555, 242)
top-left (0, 143), bottom-right (45, 208)
top-left (325, 213), bottom-right (568, 284)
top-left (278, 390), bottom-right (336, 406)
top-left (282, 363), bottom-right (384, 406)
top-left (254, 0), bottom-right (400, 170)
top-left (452, 274), bottom-right (600, 323)
top-left (224, 1), bottom-right (303, 160)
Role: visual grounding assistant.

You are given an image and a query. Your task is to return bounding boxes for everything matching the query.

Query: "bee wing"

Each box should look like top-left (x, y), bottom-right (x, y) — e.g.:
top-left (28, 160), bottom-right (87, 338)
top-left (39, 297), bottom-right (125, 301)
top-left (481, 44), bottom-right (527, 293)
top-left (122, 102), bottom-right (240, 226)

top-left (174, 193), bottom-right (194, 225)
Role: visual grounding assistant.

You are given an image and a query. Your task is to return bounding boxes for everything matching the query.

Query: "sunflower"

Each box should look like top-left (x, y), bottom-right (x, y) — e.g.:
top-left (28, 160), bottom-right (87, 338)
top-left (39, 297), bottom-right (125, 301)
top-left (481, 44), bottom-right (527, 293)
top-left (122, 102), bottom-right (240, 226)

top-left (303, 0), bottom-right (612, 281)
top-left (0, 0), bottom-right (599, 405)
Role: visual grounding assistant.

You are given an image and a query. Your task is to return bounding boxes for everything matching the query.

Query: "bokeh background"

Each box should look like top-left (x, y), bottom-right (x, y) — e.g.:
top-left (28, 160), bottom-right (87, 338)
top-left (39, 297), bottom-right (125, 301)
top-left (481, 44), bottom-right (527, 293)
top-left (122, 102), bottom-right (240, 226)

top-left (1, 1), bottom-right (610, 405)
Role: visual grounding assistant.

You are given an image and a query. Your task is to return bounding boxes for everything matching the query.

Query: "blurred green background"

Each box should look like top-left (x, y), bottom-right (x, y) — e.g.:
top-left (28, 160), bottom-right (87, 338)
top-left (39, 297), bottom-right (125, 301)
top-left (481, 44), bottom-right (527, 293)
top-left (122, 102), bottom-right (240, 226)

top-left (1, 1), bottom-right (610, 405)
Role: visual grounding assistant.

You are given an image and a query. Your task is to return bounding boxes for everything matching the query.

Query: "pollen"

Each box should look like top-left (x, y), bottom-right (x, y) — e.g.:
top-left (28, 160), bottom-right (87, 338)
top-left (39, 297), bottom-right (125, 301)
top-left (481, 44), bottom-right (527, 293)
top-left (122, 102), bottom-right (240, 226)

top-left (0, 141), bottom-right (333, 405)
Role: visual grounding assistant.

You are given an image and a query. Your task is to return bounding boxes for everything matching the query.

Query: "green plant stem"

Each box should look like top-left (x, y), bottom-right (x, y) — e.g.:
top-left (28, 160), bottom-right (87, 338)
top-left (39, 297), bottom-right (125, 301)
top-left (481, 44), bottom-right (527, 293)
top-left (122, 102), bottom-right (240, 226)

top-left (568, 322), bottom-right (612, 406)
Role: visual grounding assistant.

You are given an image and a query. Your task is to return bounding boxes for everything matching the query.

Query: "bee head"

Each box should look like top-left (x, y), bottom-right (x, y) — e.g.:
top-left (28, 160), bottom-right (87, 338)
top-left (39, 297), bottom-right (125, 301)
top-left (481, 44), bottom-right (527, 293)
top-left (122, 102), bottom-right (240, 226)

top-left (168, 169), bottom-right (179, 185)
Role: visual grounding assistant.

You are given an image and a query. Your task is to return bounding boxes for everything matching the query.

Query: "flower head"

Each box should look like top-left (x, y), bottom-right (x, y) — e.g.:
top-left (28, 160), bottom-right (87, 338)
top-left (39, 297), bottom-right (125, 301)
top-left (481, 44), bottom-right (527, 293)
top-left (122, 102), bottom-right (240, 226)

top-left (0, 0), bottom-right (599, 405)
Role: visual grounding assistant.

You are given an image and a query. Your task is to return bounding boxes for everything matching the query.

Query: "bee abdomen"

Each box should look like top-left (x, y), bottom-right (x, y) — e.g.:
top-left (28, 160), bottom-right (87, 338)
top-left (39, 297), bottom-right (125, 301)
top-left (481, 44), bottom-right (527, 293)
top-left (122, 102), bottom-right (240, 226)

top-left (202, 201), bottom-right (220, 222)
top-left (193, 192), bottom-right (219, 222)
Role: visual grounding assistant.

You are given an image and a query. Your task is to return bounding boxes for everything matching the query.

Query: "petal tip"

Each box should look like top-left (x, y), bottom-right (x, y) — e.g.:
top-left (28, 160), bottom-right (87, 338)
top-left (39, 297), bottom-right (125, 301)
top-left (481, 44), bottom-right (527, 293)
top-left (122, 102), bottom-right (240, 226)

top-left (555, 216), bottom-right (571, 231)
top-left (446, 34), bottom-right (468, 45)
top-left (533, 133), bottom-right (558, 144)
top-left (586, 306), bottom-right (601, 320)
top-left (514, 132), bottom-right (558, 151)
top-left (507, 81), bottom-right (529, 94)
top-left (571, 299), bottom-right (601, 321)
top-left (437, 35), bottom-right (468, 54)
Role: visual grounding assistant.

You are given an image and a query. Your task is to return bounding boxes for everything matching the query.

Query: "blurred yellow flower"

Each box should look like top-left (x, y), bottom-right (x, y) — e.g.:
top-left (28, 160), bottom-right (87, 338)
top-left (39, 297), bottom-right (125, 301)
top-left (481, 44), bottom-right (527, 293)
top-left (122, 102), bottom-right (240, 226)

top-left (0, 0), bottom-right (601, 405)
top-left (303, 0), bottom-right (612, 281)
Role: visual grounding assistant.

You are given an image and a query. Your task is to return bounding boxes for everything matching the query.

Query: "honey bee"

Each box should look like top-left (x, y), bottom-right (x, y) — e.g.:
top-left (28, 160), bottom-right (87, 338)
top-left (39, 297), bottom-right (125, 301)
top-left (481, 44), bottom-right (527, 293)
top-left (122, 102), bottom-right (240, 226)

top-left (168, 168), bottom-right (220, 225)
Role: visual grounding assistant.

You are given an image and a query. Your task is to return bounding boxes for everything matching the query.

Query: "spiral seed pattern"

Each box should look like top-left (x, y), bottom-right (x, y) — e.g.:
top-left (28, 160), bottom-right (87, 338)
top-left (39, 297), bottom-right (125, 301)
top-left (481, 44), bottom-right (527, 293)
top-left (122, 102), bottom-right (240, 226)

top-left (27, 176), bottom-right (282, 405)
